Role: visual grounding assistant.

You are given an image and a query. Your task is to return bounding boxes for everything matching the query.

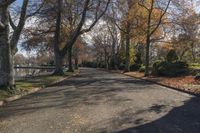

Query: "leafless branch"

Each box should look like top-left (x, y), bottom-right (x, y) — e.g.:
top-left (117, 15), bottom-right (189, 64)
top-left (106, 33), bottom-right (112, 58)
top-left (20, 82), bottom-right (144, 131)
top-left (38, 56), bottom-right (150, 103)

top-left (80, 0), bottom-right (111, 34)
top-left (9, 12), bottom-right (17, 30)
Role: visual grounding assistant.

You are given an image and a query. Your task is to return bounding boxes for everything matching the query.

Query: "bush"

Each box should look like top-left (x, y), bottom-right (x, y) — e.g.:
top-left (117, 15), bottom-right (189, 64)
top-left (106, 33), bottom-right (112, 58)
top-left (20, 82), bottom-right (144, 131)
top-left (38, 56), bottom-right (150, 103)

top-left (82, 61), bottom-right (97, 68)
top-left (191, 63), bottom-right (200, 69)
top-left (130, 64), bottom-right (141, 71)
top-left (195, 73), bottom-right (200, 80)
top-left (119, 63), bottom-right (125, 70)
top-left (130, 52), bottom-right (143, 71)
top-left (166, 49), bottom-right (178, 63)
top-left (139, 65), bottom-right (145, 72)
top-left (152, 60), bottom-right (163, 75)
top-left (152, 60), bottom-right (189, 77)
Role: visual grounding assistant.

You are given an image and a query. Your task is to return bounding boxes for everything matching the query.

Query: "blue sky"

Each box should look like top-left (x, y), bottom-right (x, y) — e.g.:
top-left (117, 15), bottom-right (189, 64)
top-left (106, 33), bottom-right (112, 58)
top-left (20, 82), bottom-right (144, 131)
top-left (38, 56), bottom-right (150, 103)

top-left (15, 0), bottom-right (23, 6)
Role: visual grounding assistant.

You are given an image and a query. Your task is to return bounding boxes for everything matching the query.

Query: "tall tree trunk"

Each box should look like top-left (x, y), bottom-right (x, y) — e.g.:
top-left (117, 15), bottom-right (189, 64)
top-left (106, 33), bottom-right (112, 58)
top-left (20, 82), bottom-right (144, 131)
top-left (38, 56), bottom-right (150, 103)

top-left (104, 50), bottom-right (109, 70)
top-left (53, 51), bottom-right (64, 75)
top-left (74, 56), bottom-right (78, 70)
top-left (145, 35), bottom-right (150, 76)
top-left (0, 5), bottom-right (14, 90)
top-left (191, 43), bottom-right (196, 63)
top-left (67, 46), bottom-right (74, 72)
top-left (53, 0), bottom-right (64, 75)
top-left (111, 38), bottom-right (118, 70)
top-left (124, 26), bottom-right (130, 72)
top-left (74, 48), bottom-right (79, 69)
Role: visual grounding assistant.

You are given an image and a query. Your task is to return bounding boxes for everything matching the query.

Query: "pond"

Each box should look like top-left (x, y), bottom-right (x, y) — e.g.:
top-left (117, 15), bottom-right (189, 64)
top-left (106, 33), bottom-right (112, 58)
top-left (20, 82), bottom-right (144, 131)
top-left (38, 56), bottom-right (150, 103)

top-left (14, 66), bottom-right (54, 79)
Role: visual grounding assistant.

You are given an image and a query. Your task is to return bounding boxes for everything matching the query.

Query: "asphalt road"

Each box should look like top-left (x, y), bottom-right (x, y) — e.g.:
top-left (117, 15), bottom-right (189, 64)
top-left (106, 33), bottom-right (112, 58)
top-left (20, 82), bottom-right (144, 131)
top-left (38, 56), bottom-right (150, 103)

top-left (0, 68), bottom-right (200, 133)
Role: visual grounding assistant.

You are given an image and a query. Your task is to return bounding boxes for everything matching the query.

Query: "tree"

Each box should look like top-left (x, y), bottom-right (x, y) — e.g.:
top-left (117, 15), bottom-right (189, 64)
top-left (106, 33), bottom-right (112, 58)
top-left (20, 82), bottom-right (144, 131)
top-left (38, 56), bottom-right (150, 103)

top-left (111, 0), bottom-right (135, 72)
top-left (138, 0), bottom-right (171, 76)
top-left (0, 0), bottom-right (17, 89)
top-left (107, 22), bottom-right (119, 70)
top-left (92, 24), bottom-right (112, 69)
top-left (53, 0), bottom-right (111, 75)
top-left (171, 12), bottom-right (200, 62)
top-left (0, 0), bottom-right (43, 90)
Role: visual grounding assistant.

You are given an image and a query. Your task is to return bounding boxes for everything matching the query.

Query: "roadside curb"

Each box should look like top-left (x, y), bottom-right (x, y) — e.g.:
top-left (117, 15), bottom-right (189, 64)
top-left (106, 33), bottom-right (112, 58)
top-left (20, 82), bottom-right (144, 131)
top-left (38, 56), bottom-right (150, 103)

top-left (0, 72), bottom-right (79, 107)
top-left (125, 73), bottom-right (200, 97)
top-left (107, 70), bottom-right (200, 97)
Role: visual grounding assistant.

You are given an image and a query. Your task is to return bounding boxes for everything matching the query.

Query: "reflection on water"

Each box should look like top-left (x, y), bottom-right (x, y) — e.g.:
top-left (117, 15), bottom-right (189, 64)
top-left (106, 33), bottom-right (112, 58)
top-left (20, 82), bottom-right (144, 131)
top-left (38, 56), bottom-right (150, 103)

top-left (15, 68), bottom-right (53, 79)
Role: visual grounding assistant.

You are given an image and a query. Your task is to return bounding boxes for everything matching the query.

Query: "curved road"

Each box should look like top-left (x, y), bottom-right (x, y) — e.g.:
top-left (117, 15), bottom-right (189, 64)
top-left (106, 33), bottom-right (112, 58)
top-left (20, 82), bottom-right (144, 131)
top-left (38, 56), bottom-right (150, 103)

top-left (0, 68), bottom-right (200, 133)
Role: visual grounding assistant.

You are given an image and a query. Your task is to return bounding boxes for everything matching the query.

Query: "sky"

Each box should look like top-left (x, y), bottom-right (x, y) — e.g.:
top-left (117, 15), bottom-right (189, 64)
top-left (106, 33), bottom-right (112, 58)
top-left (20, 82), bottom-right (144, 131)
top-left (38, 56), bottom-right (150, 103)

top-left (15, 0), bottom-right (23, 5)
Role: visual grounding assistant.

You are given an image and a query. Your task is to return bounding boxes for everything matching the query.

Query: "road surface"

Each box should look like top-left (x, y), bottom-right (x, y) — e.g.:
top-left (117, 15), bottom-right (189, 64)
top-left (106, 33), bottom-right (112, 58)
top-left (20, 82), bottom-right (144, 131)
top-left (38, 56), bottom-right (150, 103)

top-left (0, 68), bottom-right (200, 133)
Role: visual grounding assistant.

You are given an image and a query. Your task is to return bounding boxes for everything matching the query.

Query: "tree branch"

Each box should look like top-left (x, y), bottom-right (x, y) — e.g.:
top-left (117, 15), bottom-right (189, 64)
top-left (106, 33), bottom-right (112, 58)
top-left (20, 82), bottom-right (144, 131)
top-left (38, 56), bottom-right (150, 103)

top-left (138, 1), bottom-right (150, 12)
top-left (0, 0), bottom-right (16, 7)
top-left (9, 12), bottom-right (17, 30)
top-left (60, 0), bottom-right (90, 56)
top-left (0, 21), bottom-right (5, 29)
top-left (80, 0), bottom-right (111, 34)
top-left (26, 1), bottom-right (44, 18)
top-left (150, 0), bottom-right (171, 36)
top-left (10, 0), bottom-right (29, 51)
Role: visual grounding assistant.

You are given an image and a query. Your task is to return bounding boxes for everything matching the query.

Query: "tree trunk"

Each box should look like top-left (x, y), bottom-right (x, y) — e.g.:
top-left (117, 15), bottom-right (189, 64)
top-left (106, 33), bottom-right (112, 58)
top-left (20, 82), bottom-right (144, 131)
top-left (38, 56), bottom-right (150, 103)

top-left (111, 38), bottom-right (118, 70)
top-left (191, 43), bottom-right (196, 63)
top-left (124, 32), bottom-right (130, 72)
top-left (74, 48), bottom-right (79, 69)
top-left (53, 0), bottom-right (64, 75)
top-left (0, 5), bottom-right (15, 90)
top-left (67, 46), bottom-right (74, 72)
top-left (53, 51), bottom-right (64, 75)
top-left (74, 56), bottom-right (78, 70)
top-left (145, 35), bottom-right (150, 77)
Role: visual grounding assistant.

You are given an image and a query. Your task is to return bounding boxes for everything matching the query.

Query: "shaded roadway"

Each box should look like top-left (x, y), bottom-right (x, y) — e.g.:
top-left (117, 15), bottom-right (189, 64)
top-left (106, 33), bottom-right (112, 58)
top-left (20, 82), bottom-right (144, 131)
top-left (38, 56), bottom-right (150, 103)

top-left (0, 68), bottom-right (200, 133)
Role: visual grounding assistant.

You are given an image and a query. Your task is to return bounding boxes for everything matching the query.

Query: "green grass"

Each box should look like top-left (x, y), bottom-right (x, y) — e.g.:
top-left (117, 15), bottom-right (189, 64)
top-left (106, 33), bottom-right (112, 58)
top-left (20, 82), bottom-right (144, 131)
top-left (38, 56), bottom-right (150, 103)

top-left (0, 90), bottom-right (12, 101)
top-left (0, 70), bottom-right (79, 101)
top-left (190, 63), bottom-right (200, 69)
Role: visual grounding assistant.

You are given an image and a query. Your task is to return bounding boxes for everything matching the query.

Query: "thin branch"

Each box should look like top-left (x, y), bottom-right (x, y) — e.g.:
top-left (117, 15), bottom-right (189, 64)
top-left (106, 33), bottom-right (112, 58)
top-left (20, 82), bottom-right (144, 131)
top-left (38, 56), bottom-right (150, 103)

top-left (9, 12), bottom-right (17, 30)
top-left (113, 21), bottom-right (127, 34)
top-left (26, 2), bottom-right (45, 18)
top-left (0, 21), bottom-right (5, 29)
top-left (138, 1), bottom-right (150, 12)
top-left (150, 0), bottom-right (171, 36)
top-left (60, 0), bottom-right (90, 56)
top-left (80, 0), bottom-right (111, 34)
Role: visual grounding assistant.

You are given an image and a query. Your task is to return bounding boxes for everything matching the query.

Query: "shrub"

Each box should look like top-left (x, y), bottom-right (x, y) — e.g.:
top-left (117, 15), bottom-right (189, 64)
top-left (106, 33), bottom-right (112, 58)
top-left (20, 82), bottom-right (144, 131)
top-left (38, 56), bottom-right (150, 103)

top-left (166, 49), bottom-right (178, 63)
top-left (119, 63), bottom-right (125, 70)
top-left (195, 73), bottom-right (200, 80)
top-left (152, 60), bottom-right (163, 75)
top-left (82, 61), bottom-right (97, 68)
top-left (130, 64), bottom-right (141, 71)
top-left (191, 63), bottom-right (200, 69)
top-left (139, 65), bottom-right (145, 72)
top-left (152, 60), bottom-right (189, 77)
top-left (130, 52), bottom-right (143, 71)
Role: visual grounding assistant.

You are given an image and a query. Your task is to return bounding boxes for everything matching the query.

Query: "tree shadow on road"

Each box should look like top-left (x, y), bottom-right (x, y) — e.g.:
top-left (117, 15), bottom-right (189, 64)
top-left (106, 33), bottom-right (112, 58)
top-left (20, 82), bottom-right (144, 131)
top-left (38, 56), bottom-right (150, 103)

top-left (110, 97), bottom-right (200, 133)
top-left (0, 73), bottom-right (153, 119)
top-left (1, 69), bottom-right (199, 133)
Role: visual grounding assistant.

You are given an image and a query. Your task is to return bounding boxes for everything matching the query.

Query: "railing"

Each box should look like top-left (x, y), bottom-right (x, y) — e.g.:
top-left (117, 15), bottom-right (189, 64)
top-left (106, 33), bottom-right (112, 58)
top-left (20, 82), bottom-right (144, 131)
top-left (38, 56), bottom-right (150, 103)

top-left (14, 66), bottom-right (55, 70)
top-left (14, 66), bottom-right (55, 79)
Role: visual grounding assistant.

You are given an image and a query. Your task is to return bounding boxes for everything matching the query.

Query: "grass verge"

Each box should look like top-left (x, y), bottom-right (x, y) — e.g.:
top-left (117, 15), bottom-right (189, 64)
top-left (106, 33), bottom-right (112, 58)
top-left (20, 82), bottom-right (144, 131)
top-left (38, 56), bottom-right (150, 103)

top-left (0, 70), bottom-right (79, 101)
